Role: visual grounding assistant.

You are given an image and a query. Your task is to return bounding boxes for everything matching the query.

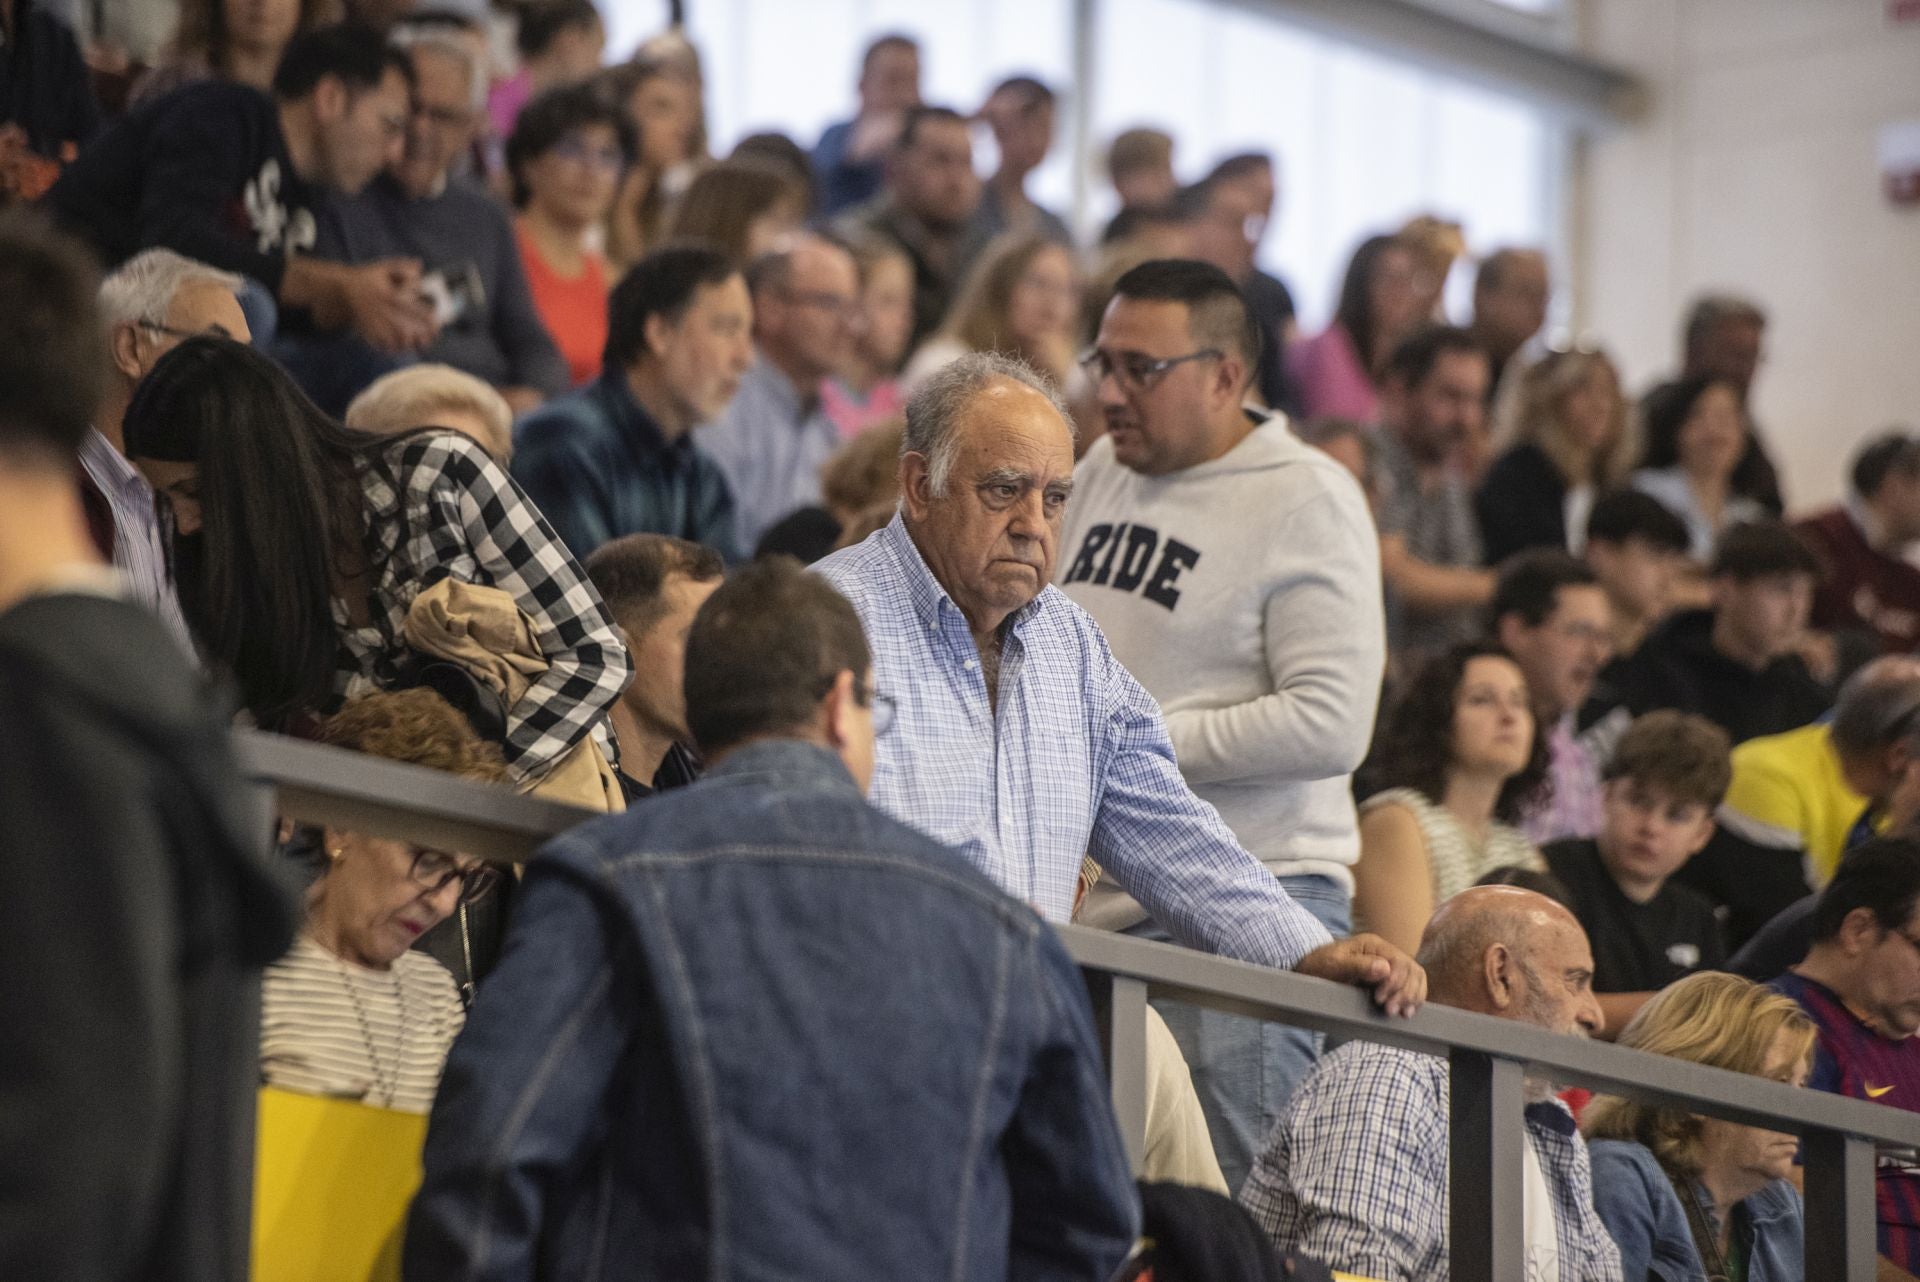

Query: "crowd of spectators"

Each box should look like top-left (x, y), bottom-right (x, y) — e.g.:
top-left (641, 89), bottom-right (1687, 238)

top-left (4, 6), bottom-right (1920, 1281)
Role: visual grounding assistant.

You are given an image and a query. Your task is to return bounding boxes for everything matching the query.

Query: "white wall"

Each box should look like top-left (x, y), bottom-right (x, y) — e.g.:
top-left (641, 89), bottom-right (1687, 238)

top-left (1577, 0), bottom-right (1920, 509)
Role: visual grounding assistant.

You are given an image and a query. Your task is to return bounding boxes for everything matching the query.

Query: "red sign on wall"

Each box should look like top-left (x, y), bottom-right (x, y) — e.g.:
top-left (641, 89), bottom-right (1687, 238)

top-left (1891, 0), bottom-right (1920, 23)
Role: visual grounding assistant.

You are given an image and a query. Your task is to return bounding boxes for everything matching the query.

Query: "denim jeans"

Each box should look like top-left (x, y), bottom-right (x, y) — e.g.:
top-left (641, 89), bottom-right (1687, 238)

top-left (1125, 873), bottom-right (1351, 1195)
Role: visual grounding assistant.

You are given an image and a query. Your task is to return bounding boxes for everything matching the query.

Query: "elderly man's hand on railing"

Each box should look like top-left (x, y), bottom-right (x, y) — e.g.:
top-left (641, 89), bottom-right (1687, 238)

top-left (1294, 933), bottom-right (1427, 1019)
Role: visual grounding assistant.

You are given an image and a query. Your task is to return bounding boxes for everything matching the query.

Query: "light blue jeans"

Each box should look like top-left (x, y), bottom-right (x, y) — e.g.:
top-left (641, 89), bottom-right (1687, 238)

top-left (1124, 873), bottom-right (1351, 1195)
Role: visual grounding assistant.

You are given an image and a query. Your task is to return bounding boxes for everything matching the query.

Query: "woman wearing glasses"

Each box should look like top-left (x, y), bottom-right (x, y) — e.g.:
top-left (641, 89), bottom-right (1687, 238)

top-left (507, 84), bottom-right (637, 387)
top-left (262, 691), bottom-right (507, 1114)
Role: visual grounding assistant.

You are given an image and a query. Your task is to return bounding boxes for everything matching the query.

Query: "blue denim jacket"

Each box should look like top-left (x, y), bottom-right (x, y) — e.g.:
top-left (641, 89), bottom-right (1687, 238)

top-left (1587, 1139), bottom-right (1804, 1281)
top-left (405, 739), bottom-right (1140, 1281)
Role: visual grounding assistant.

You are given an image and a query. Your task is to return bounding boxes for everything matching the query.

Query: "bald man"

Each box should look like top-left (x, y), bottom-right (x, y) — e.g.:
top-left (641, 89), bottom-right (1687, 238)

top-left (698, 233), bottom-right (863, 551)
top-left (1240, 887), bottom-right (1621, 1282)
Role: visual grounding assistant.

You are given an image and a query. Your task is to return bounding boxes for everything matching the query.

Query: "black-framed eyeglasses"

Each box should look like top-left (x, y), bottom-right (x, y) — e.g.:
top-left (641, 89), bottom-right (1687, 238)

top-left (1077, 346), bottom-right (1222, 392)
top-left (408, 848), bottom-right (501, 904)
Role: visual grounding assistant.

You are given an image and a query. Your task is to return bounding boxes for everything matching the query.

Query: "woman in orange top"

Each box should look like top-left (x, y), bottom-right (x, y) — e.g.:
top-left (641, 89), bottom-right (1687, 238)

top-left (506, 85), bottom-right (636, 388)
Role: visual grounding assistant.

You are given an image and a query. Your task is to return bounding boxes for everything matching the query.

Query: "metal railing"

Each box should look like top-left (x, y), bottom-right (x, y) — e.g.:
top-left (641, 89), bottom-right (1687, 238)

top-left (241, 729), bottom-right (1920, 1282)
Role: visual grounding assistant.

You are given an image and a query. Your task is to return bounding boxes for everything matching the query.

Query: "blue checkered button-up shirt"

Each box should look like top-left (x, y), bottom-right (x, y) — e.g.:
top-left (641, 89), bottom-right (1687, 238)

top-left (812, 515), bottom-right (1334, 968)
top-left (1240, 1040), bottom-right (1624, 1282)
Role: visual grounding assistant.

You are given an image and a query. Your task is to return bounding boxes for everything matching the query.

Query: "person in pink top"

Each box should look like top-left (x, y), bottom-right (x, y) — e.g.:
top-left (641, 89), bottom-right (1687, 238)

top-left (1288, 233), bottom-right (1430, 422)
top-left (822, 236), bottom-right (915, 438)
top-left (488, 2), bottom-right (604, 142)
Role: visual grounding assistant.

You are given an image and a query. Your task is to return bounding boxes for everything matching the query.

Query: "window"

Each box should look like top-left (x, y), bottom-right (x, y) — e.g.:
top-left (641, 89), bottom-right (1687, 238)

top-left (601, 0), bottom-right (1560, 329)
top-left (1090, 0), bottom-right (1555, 329)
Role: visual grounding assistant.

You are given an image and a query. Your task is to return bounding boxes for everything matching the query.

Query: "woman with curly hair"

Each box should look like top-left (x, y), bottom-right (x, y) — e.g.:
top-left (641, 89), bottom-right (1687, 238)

top-left (1584, 971), bottom-right (1813, 1281)
top-left (1354, 642), bottom-right (1550, 953)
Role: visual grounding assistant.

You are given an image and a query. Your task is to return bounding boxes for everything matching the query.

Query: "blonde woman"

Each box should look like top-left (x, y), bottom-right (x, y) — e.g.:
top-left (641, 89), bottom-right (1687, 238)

top-left (1475, 347), bottom-right (1633, 565)
top-left (1584, 972), bottom-right (1813, 1282)
top-left (346, 364), bottom-right (515, 463)
top-left (900, 232), bottom-right (1082, 396)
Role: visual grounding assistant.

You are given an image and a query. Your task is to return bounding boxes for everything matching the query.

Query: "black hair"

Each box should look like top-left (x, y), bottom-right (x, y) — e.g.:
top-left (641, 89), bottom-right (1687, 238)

top-left (1099, 200), bottom-right (1195, 247)
top-left (1473, 865), bottom-right (1576, 912)
top-left (584, 534), bottom-right (724, 635)
top-left (603, 244), bottom-right (740, 372)
top-left (0, 211), bottom-right (105, 464)
top-left (1489, 549), bottom-right (1599, 629)
top-left (990, 74), bottom-right (1054, 106)
top-left (896, 104), bottom-right (967, 154)
top-left (1204, 151), bottom-right (1272, 185)
top-left (1380, 323), bottom-right (1485, 391)
top-left (514, 0), bottom-right (601, 59)
top-left (1358, 641), bottom-right (1551, 825)
top-left (730, 131), bottom-right (815, 203)
top-left (1811, 836), bottom-right (1920, 944)
top-left (684, 557), bottom-right (872, 757)
top-left (1708, 519), bottom-right (1820, 582)
top-left (1110, 257), bottom-right (1262, 386)
top-left (272, 22), bottom-right (413, 100)
top-left (1335, 233), bottom-right (1409, 374)
top-left (1473, 247), bottom-right (1541, 298)
top-left (1585, 487), bottom-right (1691, 555)
top-left (1638, 374), bottom-right (1737, 472)
top-left (860, 32), bottom-right (917, 74)
top-left (505, 81), bottom-right (637, 208)
top-left (121, 337), bottom-right (408, 727)
top-left (1852, 430), bottom-right (1920, 499)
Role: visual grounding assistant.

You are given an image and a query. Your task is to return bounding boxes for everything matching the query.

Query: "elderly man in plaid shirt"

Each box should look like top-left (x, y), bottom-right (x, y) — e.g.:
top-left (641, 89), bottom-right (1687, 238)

top-left (812, 351), bottom-right (1424, 1013)
top-left (1240, 886), bottom-right (1622, 1282)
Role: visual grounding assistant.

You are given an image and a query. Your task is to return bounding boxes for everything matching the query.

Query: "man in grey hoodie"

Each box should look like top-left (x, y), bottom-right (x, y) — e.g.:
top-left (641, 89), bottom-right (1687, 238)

top-left (1061, 258), bottom-right (1386, 1191)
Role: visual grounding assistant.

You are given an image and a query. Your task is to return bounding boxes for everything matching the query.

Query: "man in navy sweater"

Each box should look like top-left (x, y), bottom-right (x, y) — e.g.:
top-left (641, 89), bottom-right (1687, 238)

top-left (45, 23), bottom-right (435, 355)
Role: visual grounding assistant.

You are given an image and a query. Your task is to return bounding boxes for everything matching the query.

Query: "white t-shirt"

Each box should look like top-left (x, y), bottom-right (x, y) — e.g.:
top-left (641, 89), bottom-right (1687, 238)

top-left (1523, 1134), bottom-right (1564, 1282)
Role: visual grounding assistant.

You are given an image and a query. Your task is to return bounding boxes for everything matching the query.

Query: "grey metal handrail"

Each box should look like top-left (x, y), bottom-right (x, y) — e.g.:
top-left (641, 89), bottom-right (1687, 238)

top-left (239, 729), bottom-right (1899, 1280)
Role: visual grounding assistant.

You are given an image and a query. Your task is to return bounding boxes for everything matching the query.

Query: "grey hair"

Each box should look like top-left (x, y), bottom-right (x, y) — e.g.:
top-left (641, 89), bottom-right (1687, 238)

top-left (901, 351), bottom-right (1075, 497)
top-left (97, 249), bottom-right (244, 331)
top-left (390, 23), bottom-right (487, 113)
top-left (1830, 656), bottom-right (1920, 759)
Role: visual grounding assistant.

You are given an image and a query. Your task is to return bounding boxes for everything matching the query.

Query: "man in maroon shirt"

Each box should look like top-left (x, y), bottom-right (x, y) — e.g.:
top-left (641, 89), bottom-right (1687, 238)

top-left (1797, 431), bottom-right (1920, 655)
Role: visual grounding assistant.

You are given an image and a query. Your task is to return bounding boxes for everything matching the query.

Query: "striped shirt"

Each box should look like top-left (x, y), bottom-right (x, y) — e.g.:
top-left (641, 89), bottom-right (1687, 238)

top-left (812, 515), bottom-right (1334, 967)
top-left (261, 935), bottom-right (465, 1115)
top-left (77, 428), bottom-right (194, 654)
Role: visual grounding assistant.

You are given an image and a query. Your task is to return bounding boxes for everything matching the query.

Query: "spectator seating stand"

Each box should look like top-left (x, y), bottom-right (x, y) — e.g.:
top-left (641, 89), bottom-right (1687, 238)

top-left (242, 730), bottom-right (1919, 1282)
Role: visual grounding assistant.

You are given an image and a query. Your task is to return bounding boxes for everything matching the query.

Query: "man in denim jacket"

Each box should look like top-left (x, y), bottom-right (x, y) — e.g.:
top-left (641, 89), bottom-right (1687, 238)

top-left (406, 557), bottom-right (1140, 1281)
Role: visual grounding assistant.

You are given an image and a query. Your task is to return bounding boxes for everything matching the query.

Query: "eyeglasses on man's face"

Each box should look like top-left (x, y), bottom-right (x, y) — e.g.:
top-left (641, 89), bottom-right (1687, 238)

top-left (1078, 346), bottom-right (1222, 393)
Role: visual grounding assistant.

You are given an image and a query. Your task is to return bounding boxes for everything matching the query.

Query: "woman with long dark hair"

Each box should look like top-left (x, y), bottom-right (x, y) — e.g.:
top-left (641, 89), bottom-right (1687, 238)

top-left (122, 336), bottom-right (631, 780)
top-left (1286, 232), bottom-right (1430, 422)
top-left (1631, 374), bottom-right (1765, 561)
top-left (1353, 642), bottom-right (1550, 953)
top-left (133, 0), bottom-right (331, 106)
